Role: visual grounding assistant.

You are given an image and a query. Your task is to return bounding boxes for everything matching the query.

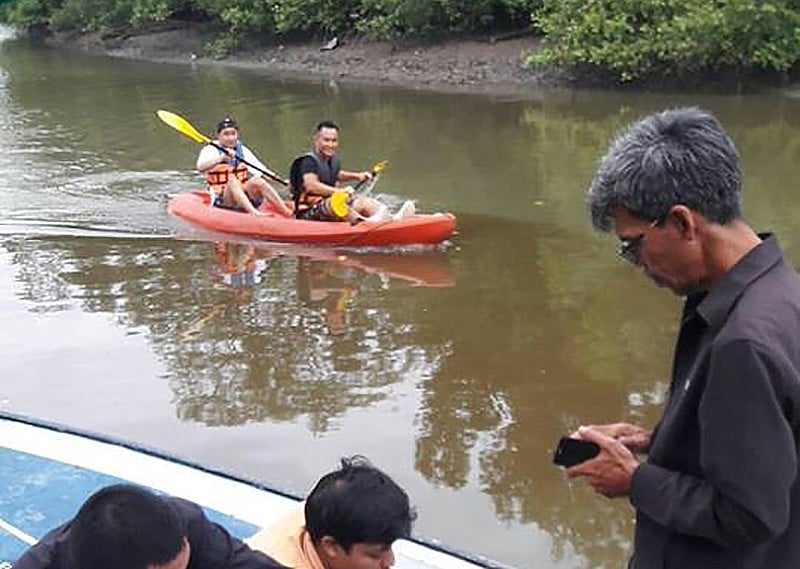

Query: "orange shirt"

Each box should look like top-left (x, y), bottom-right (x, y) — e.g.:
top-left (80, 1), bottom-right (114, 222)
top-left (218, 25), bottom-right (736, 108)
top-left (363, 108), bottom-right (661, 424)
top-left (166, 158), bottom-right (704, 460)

top-left (245, 504), bottom-right (325, 569)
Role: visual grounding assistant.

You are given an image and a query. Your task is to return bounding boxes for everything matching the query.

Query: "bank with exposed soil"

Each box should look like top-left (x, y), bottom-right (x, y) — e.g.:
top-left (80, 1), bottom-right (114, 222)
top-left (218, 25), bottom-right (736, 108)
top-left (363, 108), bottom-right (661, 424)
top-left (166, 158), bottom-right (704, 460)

top-left (43, 22), bottom-right (563, 96)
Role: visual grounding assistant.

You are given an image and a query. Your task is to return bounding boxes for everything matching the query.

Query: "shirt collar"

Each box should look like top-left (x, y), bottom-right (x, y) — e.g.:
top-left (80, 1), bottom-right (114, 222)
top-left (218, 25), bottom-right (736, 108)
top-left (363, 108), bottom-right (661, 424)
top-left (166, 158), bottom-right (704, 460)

top-left (693, 233), bottom-right (783, 328)
top-left (299, 525), bottom-right (327, 569)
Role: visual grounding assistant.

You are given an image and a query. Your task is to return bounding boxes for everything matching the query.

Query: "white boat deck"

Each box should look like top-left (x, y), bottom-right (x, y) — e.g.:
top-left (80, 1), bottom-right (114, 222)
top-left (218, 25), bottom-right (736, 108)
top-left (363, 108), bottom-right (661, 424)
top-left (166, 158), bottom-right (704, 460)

top-left (0, 415), bottom-right (505, 568)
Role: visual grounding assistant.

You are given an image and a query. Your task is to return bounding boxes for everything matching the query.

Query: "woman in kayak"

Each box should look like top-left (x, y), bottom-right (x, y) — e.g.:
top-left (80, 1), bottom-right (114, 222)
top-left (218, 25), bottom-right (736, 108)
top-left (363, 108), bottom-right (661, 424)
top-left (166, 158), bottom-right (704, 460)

top-left (197, 116), bottom-right (292, 217)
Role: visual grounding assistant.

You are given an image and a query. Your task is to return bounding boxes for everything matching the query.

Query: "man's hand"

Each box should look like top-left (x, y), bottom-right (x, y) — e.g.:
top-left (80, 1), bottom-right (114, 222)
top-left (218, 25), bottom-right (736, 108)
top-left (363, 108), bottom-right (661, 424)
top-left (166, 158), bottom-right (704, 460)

top-left (566, 426), bottom-right (640, 498)
top-left (572, 422), bottom-right (651, 454)
top-left (359, 171), bottom-right (373, 183)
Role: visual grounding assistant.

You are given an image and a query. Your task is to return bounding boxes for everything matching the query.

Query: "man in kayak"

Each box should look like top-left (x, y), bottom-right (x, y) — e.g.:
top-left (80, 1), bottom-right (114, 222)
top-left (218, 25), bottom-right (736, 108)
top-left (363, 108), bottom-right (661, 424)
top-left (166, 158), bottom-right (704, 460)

top-left (290, 121), bottom-right (413, 223)
top-left (197, 116), bottom-right (293, 217)
top-left (246, 455), bottom-right (415, 569)
top-left (14, 483), bottom-right (286, 569)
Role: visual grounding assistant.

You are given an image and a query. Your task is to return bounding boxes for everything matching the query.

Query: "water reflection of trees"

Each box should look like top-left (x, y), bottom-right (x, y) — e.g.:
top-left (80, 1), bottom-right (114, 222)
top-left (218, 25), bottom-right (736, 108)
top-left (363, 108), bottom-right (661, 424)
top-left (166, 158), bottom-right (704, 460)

top-left (1, 236), bottom-right (452, 432)
top-left (2, 214), bottom-right (678, 567)
top-left (414, 215), bottom-right (678, 567)
top-left (517, 98), bottom-right (800, 250)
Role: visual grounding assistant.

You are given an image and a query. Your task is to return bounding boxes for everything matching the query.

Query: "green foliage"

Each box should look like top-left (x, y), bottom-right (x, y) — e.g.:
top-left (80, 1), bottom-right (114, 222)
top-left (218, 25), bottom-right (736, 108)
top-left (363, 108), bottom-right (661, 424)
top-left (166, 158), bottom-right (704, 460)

top-left (3, 0), bottom-right (187, 32)
top-left (272, 0), bottom-right (362, 36)
top-left (434, 0), bottom-right (534, 32)
top-left (1, 0), bottom-right (541, 39)
top-left (356, 0), bottom-right (539, 39)
top-left (204, 32), bottom-right (238, 57)
top-left (355, 0), bottom-right (440, 38)
top-left (7, 0), bottom-right (798, 82)
top-left (49, 0), bottom-right (124, 31)
top-left (530, 0), bottom-right (800, 81)
top-left (194, 0), bottom-right (277, 34)
top-left (1, 0), bottom-right (54, 29)
top-left (130, 0), bottom-right (176, 25)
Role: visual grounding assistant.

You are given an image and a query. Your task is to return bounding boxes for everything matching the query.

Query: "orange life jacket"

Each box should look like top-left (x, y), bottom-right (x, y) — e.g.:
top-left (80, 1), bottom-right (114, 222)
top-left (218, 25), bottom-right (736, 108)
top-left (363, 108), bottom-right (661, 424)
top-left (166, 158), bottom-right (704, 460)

top-left (206, 142), bottom-right (249, 192)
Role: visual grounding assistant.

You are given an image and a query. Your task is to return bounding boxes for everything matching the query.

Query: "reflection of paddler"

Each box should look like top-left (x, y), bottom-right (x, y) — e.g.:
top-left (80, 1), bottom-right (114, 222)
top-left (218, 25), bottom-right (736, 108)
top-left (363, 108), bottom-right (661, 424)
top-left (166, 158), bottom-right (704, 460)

top-left (324, 287), bottom-right (352, 336)
top-left (297, 258), bottom-right (354, 336)
top-left (213, 241), bottom-right (264, 289)
top-left (180, 242), bottom-right (265, 341)
top-left (180, 305), bottom-right (224, 341)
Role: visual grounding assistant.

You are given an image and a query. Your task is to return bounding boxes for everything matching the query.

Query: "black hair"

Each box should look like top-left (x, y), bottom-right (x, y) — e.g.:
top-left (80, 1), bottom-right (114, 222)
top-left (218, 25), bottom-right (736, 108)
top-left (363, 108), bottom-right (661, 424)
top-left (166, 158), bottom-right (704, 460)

top-left (217, 116), bottom-right (238, 133)
top-left (587, 106), bottom-right (742, 231)
top-left (305, 456), bottom-right (415, 551)
top-left (68, 484), bottom-right (187, 569)
top-left (315, 120), bottom-right (340, 133)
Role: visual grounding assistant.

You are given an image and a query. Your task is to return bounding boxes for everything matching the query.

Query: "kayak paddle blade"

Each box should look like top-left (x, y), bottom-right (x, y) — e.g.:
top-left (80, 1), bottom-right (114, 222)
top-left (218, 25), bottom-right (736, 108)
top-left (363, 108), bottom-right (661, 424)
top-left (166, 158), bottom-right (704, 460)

top-left (330, 191), bottom-right (350, 218)
top-left (371, 160), bottom-right (389, 175)
top-left (353, 160), bottom-right (390, 192)
top-left (157, 110), bottom-right (211, 145)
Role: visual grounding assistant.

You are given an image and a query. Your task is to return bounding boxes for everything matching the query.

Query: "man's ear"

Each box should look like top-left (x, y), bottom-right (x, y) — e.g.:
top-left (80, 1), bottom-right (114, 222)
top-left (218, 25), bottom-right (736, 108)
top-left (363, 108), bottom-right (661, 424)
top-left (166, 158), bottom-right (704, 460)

top-left (319, 536), bottom-right (342, 559)
top-left (669, 205), bottom-right (699, 241)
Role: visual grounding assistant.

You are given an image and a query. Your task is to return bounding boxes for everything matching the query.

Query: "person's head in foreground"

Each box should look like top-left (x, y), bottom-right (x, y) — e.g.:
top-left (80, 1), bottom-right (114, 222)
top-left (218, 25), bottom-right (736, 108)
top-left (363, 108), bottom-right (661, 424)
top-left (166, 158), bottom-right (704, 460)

top-left (305, 455), bottom-right (416, 569)
top-left (68, 484), bottom-right (190, 569)
top-left (586, 106), bottom-right (757, 296)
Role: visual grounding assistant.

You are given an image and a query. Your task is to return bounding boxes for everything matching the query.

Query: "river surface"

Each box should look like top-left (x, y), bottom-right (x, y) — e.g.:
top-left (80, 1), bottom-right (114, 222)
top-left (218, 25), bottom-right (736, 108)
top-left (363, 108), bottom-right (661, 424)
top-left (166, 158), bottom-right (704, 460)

top-left (3, 28), bottom-right (800, 568)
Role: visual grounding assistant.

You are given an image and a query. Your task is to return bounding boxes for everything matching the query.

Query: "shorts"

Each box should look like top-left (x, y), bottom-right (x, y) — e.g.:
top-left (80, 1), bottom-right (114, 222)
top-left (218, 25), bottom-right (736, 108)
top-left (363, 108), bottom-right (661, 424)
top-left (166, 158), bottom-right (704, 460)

top-left (211, 189), bottom-right (262, 211)
top-left (296, 198), bottom-right (342, 222)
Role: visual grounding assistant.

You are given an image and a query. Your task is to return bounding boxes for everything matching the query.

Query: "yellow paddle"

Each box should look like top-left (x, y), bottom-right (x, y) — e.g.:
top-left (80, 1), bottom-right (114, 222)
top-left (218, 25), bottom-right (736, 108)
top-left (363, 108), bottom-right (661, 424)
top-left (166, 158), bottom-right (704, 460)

top-left (156, 109), bottom-right (289, 186)
top-left (330, 190), bottom-right (350, 218)
top-left (353, 159), bottom-right (390, 192)
top-left (328, 160), bottom-right (390, 218)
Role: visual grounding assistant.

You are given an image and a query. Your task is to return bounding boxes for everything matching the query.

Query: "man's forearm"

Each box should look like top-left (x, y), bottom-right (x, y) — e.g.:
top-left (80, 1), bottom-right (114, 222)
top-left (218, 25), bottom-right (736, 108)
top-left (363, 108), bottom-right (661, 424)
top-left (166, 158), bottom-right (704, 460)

top-left (303, 178), bottom-right (337, 197)
top-left (338, 170), bottom-right (364, 183)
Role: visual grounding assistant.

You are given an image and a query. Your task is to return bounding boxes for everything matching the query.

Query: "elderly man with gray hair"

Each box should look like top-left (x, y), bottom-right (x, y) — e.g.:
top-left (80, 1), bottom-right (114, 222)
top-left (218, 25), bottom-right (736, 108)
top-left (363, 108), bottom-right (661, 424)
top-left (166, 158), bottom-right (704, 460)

top-left (563, 107), bottom-right (800, 568)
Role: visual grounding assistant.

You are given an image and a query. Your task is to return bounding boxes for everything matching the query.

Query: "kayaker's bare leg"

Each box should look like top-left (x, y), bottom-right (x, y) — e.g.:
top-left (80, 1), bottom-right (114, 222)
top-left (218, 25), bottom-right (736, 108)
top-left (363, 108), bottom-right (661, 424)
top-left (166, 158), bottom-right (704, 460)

top-left (246, 177), bottom-right (293, 217)
top-left (352, 196), bottom-right (381, 217)
top-left (222, 178), bottom-right (263, 215)
top-left (349, 196), bottom-right (388, 223)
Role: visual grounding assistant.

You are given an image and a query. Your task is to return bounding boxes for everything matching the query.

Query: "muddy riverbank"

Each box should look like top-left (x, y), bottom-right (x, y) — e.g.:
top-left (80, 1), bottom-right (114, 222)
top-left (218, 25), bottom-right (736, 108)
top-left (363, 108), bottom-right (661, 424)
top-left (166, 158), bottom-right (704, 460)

top-left (44, 22), bottom-right (563, 96)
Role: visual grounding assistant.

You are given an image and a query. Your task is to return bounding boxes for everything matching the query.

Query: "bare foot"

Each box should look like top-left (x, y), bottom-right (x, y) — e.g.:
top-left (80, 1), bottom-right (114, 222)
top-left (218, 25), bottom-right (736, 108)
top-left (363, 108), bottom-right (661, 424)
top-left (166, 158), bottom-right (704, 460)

top-left (393, 200), bottom-right (416, 220)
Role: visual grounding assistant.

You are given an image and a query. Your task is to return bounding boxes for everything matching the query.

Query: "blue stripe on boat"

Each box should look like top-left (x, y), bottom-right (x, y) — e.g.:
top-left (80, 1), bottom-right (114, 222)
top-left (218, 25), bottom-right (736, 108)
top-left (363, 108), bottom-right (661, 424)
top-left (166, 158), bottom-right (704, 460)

top-left (0, 447), bottom-right (257, 562)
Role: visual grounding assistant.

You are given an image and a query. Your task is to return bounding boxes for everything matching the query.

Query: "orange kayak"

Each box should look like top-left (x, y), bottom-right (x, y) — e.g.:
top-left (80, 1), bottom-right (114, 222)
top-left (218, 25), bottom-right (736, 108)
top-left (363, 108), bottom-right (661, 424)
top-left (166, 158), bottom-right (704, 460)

top-left (168, 191), bottom-right (456, 247)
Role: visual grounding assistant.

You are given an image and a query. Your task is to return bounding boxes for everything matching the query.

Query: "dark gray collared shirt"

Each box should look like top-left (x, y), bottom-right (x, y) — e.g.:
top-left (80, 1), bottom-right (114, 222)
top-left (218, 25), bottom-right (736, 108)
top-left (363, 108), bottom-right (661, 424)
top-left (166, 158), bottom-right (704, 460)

top-left (629, 234), bottom-right (800, 569)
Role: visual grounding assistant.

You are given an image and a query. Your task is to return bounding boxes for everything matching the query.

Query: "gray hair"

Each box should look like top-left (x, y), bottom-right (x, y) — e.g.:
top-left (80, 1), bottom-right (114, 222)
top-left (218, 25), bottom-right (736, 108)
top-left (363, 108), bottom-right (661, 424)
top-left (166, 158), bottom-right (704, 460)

top-left (587, 107), bottom-right (742, 231)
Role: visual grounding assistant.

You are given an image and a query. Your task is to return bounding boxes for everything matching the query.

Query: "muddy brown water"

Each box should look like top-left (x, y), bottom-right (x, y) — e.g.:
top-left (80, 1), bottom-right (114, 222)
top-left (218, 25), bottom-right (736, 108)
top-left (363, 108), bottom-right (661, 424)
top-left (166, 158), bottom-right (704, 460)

top-left (3, 29), bottom-right (800, 568)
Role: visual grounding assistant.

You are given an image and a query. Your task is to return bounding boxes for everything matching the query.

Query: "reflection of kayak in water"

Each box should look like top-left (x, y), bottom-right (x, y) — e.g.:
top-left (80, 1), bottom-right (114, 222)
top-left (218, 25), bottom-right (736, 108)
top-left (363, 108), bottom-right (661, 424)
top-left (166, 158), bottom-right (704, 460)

top-left (0, 412), bottom-right (507, 569)
top-left (252, 242), bottom-right (455, 288)
top-left (168, 191), bottom-right (456, 247)
top-left (333, 252), bottom-right (453, 287)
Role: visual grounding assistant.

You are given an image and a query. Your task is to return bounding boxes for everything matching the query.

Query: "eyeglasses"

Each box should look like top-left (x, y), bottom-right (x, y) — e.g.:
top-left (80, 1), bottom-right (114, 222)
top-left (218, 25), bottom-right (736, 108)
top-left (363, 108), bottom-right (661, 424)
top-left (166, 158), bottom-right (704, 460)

top-left (617, 218), bottom-right (662, 265)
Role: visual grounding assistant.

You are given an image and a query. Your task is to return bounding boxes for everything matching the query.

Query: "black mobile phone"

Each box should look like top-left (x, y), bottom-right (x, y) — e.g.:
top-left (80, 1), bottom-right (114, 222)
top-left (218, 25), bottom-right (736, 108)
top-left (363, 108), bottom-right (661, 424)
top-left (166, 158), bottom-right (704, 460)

top-left (552, 436), bottom-right (600, 467)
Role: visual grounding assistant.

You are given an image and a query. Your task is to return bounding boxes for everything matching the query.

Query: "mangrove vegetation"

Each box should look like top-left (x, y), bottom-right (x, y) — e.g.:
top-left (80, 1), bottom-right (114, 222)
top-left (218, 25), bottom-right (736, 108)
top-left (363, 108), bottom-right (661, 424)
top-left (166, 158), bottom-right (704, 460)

top-left (3, 0), bottom-right (800, 83)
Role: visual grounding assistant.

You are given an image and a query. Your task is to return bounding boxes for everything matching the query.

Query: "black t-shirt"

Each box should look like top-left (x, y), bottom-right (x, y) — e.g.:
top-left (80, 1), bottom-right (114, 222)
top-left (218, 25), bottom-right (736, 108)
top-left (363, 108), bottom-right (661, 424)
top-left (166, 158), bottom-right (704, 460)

top-left (296, 156), bottom-right (319, 180)
top-left (14, 497), bottom-right (285, 569)
top-left (296, 155), bottom-right (340, 187)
